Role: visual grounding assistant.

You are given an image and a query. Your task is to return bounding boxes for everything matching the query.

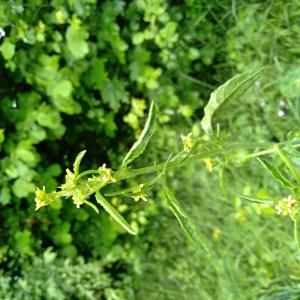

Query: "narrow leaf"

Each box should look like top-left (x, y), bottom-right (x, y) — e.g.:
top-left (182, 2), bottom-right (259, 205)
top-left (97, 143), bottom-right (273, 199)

top-left (122, 101), bottom-right (157, 167)
top-left (95, 191), bottom-right (137, 235)
top-left (163, 187), bottom-right (213, 256)
top-left (201, 67), bottom-right (266, 135)
top-left (73, 150), bottom-right (87, 177)
top-left (235, 193), bottom-right (274, 205)
top-left (83, 200), bottom-right (99, 213)
top-left (257, 158), bottom-right (293, 189)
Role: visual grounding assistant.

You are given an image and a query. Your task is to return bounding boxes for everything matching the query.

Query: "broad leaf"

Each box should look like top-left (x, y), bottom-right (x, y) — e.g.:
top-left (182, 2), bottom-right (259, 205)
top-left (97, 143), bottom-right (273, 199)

top-left (73, 150), bottom-right (86, 177)
top-left (163, 187), bottom-right (213, 256)
top-left (122, 101), bottom-right (157, 167)
top-left (95, 191), bottom-right (137, 235)
top-left (257, 158), bottom-right (293, 189)
top-left (201, 67), bottom-right (266, 134)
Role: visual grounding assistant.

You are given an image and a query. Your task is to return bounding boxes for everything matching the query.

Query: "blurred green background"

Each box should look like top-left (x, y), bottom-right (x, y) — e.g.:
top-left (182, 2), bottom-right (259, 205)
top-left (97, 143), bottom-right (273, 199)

top-left (1, 0), bottom-right (300, 299)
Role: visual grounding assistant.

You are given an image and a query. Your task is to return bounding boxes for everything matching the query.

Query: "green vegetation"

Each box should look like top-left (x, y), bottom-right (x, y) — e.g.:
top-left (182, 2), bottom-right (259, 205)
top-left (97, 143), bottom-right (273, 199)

top-left (1, 1), bottom-right (300, 299)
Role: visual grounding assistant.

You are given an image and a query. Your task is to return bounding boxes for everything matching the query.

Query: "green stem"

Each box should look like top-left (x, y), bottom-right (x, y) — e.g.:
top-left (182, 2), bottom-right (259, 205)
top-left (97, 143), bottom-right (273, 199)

top-left (245, 143), bottom-right (300, 159)
top-left (294, 218), bottom-right (299, 250)
top-left (76, 141), bottom-right (300, 184)
top-left (113, 142), bottom-right (280, 182)
top-left (114, 149), bottom-right (220, 181)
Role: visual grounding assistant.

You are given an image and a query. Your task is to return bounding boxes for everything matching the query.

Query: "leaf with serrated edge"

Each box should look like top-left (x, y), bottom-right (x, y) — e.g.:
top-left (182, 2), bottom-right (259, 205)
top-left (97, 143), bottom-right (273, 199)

top-left (73, 150), bottom-right (87, 177)
top-left (95, 191), bottom-right (137, 235)
top-left (163, 187), bottom-right (213, 256)
top-left (201, 67), bottom-right (266, 135)
top-left (122, 101), bottom-right (157, 167)
top-left (257, 158), bottom-right (294, 189)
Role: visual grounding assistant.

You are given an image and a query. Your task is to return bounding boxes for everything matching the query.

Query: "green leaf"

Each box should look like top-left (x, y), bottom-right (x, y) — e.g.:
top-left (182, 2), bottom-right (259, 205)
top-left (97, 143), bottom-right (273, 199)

top-left (235, 193), bottom-right (274, 205)
top-left (73, 150), bottom-right (87, 177)
top-left (13, 230), bottom-right (33, 256)
top-left (257, 158), bottom-right (294, 189)
top-left (163, 187), bottom-right (213, 256)
top-left (12, 178), bottom-right (35, 198)
top-left (201, 67), bottom-right (266, 135)
top-left (84, 58), bottom-right (108, 90)
top-left (83, 200), bottom-right (99, 214)
top-left (53, 222), bottom-right (72, 246)
top-left (101, 78), bottom-right (127, 112)
top-left (66, 23), bottom-right (89, 60)
top-left (0, 38), bottom-right (15, 60)
top-left (95, 191), bottom-right (137, 235)
top-left (0, 128), bottom-right (4, 144)
top-left (122, 101), bottom-right (157, 167)
top-left (36, 104), bottom-right (61, 129)
top-left (0, 186), bottom-right (11, 205)
top-left (52, 80), bottom-right (73, 99)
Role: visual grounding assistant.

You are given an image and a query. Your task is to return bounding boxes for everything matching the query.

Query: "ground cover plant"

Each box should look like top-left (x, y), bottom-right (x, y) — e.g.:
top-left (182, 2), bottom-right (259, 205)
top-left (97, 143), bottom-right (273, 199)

top-left (1, 0), bottom-right (300, 299)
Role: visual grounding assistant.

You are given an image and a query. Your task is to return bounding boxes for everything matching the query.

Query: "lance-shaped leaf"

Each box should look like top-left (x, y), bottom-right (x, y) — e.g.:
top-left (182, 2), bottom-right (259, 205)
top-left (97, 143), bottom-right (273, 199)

top-left (83, 200), bottom-right (99, 214)
top-left (122, 101), bottom-right (157, 167)
top-left (95, 191), bottom-right (137, 235)
top-left (163, 187), bottom-right (213, 256)
top-left (201, 67), bottom-right (266, 135)
top-left (235, 193), bottom-right (274, 205)
top-left (73, 150), bottom-right (87, 177)
top-left (257, 158), bottom-right (294, 189)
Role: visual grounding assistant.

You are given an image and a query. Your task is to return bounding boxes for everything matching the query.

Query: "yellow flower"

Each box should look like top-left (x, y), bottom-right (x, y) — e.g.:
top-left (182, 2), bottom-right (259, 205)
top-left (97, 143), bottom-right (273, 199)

top-left (60, 169), bottom-right (76, 196)
top-left (181, 132), bottom-right (193, 152)
top-left (35, 186), bottom-right (57, 210)
top-left (212, 228), bottom-right (221, 239)
top-left (131, 184), bottom-right (148, 202)
top-left (275, 195), bottom-right (298, 218)
top-left (98, 164), bottom-right (116, 183)
top-left (203, 158), bottom-right (213, 172)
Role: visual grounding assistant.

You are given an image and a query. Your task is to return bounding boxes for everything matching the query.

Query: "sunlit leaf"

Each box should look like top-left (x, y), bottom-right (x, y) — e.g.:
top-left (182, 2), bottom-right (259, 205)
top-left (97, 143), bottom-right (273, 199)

top-left (201, 67), bottom-right (266, 135)
top-left (163, 186), bottom-right (213, 256)
top-left (122, 101), bottom-right (157, 167)
top-left (73, 150), bottom-right (87, 178)
top-left (83, 200), bottom-right (99, 214)
top-left (257, 158), bottom-right (294, 189)
top-left (95, 191), bottom-right (137, 235)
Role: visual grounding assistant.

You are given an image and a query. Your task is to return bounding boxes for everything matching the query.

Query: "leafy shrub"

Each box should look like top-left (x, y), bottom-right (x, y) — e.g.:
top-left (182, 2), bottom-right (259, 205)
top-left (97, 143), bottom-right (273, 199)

top-left (0, 248), bottom-right (134, 300)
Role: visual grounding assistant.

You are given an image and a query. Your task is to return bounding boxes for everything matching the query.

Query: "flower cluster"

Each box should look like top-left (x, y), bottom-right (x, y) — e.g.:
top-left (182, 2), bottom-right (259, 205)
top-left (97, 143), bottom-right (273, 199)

top-left (98, 164), bottom-right (116, 184)
top-left (35, 186), bottom-right (57, 210)
top-left (60, 169), bottom-right (76, 194)
top-left (181, 132), bottom-right (194, 152)
top-left (275, 195), bottom-right (298, 218)
top-left (131, 184), bottom-right (148, 202)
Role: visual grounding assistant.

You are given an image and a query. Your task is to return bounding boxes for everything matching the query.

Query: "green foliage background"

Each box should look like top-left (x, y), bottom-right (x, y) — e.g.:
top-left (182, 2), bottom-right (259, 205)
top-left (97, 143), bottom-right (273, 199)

top-left (1, 0), bottom-right (300, 299)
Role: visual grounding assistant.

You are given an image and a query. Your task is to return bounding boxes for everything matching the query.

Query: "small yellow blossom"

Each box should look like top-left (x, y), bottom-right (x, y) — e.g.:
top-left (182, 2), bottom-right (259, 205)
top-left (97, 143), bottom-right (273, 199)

top-left (181, 132), bottom-right (193, 152)
top-left (133, 193), bottom-right (148, 202)
top-left (98, 164), bottom-right (116, 183)
top-left (60, 169), bottom-right (76, 194)
top-left (235, 209), bottom-right (246, 223)
top-left (203, 158), bottom-right (213, 172)
top-left (275, 195), bottom-right (298, 218)
top-left (72, 189), bottom-right (86, 208)
top-left (212, 228), bottom-right (221, 239)
top-left (131, 184), bottom-right (148, 202)
top-left (35, 186), bottom-right (57, 210)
